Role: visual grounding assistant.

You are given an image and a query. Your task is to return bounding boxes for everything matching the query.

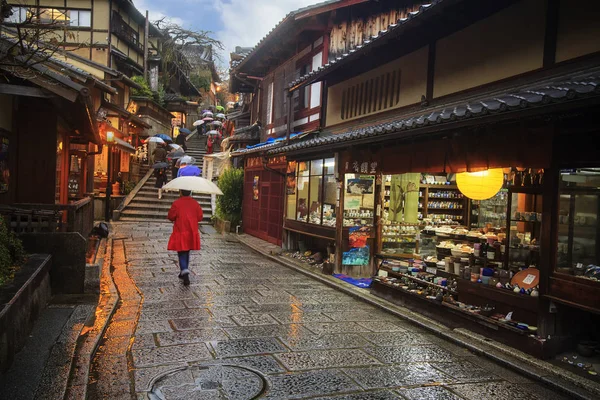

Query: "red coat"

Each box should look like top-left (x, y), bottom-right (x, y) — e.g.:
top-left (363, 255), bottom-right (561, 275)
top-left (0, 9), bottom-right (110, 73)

top-left (167, 196), bottom-right (203, 251)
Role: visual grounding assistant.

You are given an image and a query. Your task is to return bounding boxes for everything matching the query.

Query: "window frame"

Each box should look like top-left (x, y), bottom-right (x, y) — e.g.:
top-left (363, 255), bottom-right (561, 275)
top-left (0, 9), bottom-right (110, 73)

top-left (289, 157), bottom-right (336, 227)
top-left (6, 6), bottom-right (92, 28)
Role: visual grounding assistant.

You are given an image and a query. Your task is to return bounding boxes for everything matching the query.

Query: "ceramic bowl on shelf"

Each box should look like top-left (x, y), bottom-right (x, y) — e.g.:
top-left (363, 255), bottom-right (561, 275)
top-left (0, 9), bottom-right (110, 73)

top-left (450, 249), bottom-right (469, 257)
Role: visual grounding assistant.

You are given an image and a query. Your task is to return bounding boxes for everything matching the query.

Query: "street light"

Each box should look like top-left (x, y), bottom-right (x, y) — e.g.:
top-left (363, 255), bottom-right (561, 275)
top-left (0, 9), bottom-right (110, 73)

top-left (104, 131), bottom-right (114, 222)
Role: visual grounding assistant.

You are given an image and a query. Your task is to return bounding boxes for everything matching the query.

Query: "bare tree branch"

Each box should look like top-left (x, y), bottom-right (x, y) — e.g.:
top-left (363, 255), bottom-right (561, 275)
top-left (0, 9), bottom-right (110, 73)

top-left (151, 19), bottom-right (223, 89)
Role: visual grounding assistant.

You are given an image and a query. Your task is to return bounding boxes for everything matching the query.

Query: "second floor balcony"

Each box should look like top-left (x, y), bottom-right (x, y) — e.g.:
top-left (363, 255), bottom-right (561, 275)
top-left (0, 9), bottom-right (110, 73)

top-left (111, 11), bottom-right (143, 54)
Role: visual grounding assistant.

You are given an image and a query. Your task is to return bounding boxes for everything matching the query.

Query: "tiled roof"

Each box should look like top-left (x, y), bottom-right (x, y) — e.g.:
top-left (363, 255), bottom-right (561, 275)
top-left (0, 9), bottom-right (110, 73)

top-left (231, 0), bottom-right (343, 73)
top-left (288, 1), bottom-right (439, 90)
top-left (0, 32), bottom-right (117, 95)
top-left (230, 124), bottom-right (261, 142)
top-left (270, 69), bottom-right (600, 155)
top-left (231, 131), bottom-right (316, 156)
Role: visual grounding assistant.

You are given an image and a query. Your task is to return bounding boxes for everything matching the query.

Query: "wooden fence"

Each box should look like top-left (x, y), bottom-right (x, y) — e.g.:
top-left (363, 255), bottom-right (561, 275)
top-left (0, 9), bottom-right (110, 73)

top-left (0, 196), bottom-right (95, 238)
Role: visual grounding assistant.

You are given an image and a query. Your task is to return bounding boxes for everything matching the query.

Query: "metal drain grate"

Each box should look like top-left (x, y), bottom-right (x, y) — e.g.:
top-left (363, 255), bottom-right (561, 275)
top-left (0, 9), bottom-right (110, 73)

top-left (148, 365), bottom-right (266, 399)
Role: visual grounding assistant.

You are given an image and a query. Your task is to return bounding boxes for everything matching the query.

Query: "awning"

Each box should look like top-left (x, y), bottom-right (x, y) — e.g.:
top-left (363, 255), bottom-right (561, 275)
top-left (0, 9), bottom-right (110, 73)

top-left (114, 137), bottom-right (136, 154)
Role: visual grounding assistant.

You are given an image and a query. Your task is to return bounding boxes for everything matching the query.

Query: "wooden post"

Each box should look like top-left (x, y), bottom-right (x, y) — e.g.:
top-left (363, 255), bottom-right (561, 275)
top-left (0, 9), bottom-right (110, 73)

top-left (286, 90), bottom-right (293, 144)
top-left (144, 10), bottom-right (149, 80)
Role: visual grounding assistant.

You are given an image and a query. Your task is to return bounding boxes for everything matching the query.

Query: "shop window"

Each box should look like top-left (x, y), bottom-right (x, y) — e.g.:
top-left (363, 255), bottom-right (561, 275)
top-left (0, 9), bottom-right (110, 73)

top-left (287, 158), bottom-right (336, 226)
top-left (556, 168), bottom-right (600, 281)
top-left (343, 173), bottom-right (375, 227)
top-left (6, 7), bottom-right (90, 27)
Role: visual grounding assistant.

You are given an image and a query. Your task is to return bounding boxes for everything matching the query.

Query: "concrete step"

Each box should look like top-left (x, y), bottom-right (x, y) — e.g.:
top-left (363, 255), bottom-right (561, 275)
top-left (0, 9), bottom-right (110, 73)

top-left (130, 195), bottom-right (211, 205)
top-left (119, 209), bottom-right (212, 221)
top-left (135, 189), bottom-right (211, 200)
top-left (124, 203), bottom-right (213, 213)
top-left (118, 217), bottom-right (212, 224)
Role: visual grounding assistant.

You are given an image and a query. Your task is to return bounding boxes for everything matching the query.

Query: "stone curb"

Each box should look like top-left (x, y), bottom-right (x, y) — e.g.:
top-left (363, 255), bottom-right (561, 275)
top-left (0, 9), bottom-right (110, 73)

top-left (64, 236), bottom-right (121, 399)
top-left (236, 234), bottom-right (599, 400)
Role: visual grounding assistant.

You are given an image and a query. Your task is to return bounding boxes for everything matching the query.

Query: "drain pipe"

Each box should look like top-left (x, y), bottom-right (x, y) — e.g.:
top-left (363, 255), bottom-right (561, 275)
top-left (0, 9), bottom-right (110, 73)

top-left (236, 224), bottom-right (242, 235)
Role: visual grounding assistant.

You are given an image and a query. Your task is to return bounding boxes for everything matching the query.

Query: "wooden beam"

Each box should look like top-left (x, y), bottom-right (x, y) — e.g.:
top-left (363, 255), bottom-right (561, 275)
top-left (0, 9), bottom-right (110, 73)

top-left (294, 0), bottom-right (369, 20)
top-left (426, 41), bottom-right (436, 101)
top-left (543, 0), bottom-right (559, 67)
top-left (0, 83), bottom-right (54, 98)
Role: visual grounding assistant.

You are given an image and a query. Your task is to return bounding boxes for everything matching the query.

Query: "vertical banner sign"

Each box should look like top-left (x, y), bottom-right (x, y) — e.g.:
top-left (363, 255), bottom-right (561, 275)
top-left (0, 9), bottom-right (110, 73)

top-left (0, 136), bottom-right (9, 193)
top-left (253, 176), bottom-right (259, 200)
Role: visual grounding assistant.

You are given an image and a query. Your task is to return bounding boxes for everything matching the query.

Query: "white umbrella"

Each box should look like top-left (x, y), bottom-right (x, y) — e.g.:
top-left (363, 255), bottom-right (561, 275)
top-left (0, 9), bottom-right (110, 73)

top-left (207, 130), bottom-right (219, 135)
top-left (179, 155), bottom-right (196, 165)
top-left (193, 120), bottom-right (205, 126)
top-left (162, 176), bottom-right (223, 195)
top-left (216, 113), bottom-right (226, 119)
top-left (210, 121), bottom-right (223, 127)
top-left (169, 143), bottom-right (181, 150)
top-left (202, 117), bottom-right (214, 121)
top-left (202, 111), bottom-right (214, 117)
top-left (146, 137), bottom-right (165, 144)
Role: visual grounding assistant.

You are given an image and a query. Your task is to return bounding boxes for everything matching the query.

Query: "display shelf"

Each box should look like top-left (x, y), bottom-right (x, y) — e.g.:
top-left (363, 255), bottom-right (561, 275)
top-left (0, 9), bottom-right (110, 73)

top-left (380, 266), bottom-right (458, 294)
top-left (510, 219), bottom-right (541, 223)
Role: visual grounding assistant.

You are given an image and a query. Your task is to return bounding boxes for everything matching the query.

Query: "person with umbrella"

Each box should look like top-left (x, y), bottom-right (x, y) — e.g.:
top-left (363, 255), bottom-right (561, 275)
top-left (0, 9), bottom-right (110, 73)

top-left (153, 143), bottom-right (168, 198)
top-left (178, 158), bottom-right (201, 177)
top-left (175, 130), bottom-right (188, 151)
top-left (167, 189), bottom-right (203, 286)
top-left (206, 135), bottom-right (214, 154)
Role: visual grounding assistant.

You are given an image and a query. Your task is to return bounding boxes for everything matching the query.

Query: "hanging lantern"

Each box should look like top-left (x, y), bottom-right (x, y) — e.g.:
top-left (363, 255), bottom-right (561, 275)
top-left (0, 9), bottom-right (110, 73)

top-left (456, 168), bottom-right (504, 200)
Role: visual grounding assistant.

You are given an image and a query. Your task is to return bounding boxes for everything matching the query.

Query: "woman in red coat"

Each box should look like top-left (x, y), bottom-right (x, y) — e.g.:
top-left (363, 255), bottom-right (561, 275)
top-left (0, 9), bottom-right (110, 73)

top-left (167, 190), bottom-right (203, 285)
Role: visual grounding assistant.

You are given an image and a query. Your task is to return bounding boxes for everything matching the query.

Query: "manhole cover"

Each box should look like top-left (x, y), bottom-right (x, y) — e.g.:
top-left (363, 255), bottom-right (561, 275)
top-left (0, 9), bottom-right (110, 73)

top-left (149, 365), bottom-right (265, 399)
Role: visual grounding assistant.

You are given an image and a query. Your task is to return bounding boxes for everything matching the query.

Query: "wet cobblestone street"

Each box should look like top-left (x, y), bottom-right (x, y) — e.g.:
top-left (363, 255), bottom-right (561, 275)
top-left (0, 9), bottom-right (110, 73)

top-left (99, 222), bottom-right (573, 400)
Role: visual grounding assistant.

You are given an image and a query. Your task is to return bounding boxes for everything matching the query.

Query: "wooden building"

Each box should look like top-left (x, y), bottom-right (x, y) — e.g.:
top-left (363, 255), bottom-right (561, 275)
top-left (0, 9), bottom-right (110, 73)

top-left (232, 0), bottom-right (600, 361)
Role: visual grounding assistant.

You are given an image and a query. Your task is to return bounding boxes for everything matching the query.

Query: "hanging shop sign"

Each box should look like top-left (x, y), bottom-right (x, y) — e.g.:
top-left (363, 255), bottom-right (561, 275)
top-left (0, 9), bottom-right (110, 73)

top-left (0, 136), bottom-right (9, 194)
top-left (68, 175), bottom-right (80, 197)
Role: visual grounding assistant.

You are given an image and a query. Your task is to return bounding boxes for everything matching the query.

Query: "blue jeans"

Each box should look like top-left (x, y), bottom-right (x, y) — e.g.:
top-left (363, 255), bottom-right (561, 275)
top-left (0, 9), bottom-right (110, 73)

top-left (177, 251), bottom-right (190, 272)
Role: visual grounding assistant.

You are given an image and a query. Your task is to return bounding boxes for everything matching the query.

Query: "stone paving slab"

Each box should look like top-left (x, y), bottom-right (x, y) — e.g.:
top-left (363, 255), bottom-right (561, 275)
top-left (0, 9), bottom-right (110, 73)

top-left (157, 328), bottom-right (229, 346)
top-left (264, 369), bottom-right (360, 399)
top-left (212, 338), bottom-right (288, 358)
top-left (275, 348), bottom-right (381, 371)
top-left (102, 224), bottom-right (586, 399)
top-left (133, 343), bottom-right (213, 367)
top-left (224, 324), bottom-right (312, 340)
top-left (311, 391), bottom-right (401, 399)
top-left (343, 364), bottom-right (452, 389)
top-left (281, 333), bottom-right (372, 351)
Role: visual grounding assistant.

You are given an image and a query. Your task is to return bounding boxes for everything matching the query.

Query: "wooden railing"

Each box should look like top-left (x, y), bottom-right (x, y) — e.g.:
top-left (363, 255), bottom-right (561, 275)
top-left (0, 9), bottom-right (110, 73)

top-left (0, 196), bottom-right (95, 237)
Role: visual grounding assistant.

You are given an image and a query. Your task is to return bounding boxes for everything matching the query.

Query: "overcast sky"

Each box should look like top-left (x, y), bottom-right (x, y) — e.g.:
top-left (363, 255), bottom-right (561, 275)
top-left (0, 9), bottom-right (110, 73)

top-left (132, 0), bottom-right (320, 70)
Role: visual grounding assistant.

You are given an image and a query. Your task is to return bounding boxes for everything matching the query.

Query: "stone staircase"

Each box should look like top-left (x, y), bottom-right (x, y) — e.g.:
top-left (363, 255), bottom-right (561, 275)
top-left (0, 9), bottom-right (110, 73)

top-left (119, 132), bottom-right (213, 223)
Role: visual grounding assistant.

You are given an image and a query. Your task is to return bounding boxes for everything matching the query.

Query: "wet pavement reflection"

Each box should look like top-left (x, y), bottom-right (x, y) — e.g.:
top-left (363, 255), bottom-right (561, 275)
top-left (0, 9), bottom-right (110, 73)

top-left (91, 222), bottom-right (574, 399)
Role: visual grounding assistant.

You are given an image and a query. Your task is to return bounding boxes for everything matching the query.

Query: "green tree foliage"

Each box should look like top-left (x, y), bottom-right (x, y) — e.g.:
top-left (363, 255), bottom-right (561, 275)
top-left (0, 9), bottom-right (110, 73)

top-left (130, 76), bottom-right (153, 97)
top-left (0, 219), bottom-right (26, 286)
top-left (215, 168), bottom-right (244, 227)
top-left (189, 70), bottom-right (212, 92)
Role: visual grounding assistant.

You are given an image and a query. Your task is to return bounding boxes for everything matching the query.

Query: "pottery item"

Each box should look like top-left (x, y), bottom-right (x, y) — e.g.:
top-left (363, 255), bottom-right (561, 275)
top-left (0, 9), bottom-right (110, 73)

top-left (480, 305), bottom-right (495, 317)
top-left (511, 267), bottom-right (540, 290)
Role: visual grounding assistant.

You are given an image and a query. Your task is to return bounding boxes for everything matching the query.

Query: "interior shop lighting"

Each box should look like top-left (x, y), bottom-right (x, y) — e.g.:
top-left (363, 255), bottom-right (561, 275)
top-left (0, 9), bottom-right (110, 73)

top-left (456, 168), bottom-right (504, 200)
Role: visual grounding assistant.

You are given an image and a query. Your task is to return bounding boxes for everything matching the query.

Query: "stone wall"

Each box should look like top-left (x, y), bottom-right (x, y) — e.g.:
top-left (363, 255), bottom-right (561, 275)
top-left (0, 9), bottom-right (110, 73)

top-left (0, 255), bottom-right (52, 373)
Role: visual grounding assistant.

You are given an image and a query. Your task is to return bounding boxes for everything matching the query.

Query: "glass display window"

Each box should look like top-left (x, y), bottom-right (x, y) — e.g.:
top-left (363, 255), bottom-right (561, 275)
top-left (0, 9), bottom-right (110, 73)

top-left (343, 173), bottom-right (375, 227)
top-left (286, 158), bottom-right (337, 227)
top-left (556, 168), bottom-right (600, 282)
